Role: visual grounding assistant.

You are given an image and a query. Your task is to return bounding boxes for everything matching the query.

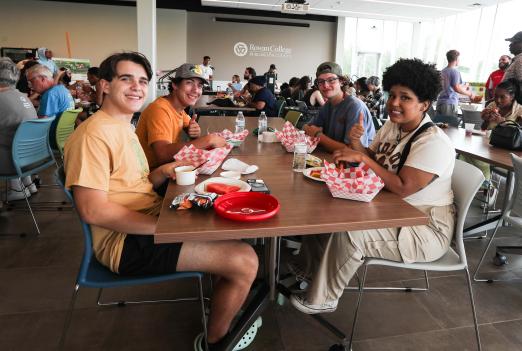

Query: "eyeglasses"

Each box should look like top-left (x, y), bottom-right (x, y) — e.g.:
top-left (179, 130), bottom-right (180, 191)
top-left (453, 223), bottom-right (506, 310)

top-left (317, 77), bottom-right (339, 86)
top-left (27, 75), bottom-right (44, 87)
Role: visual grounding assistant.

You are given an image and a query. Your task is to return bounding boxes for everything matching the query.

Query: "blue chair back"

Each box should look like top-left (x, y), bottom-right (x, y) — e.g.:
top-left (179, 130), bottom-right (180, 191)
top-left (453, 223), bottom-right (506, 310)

top-left (12, 118), bottom-right (56, 177)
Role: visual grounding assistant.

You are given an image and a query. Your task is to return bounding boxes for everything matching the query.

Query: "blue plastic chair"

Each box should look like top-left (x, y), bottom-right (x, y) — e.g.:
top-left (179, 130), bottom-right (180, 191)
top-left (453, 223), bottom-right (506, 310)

top-left (55, 167), bottom-right (208, 350)
top-left (0, 118), bottom-right (57, 234)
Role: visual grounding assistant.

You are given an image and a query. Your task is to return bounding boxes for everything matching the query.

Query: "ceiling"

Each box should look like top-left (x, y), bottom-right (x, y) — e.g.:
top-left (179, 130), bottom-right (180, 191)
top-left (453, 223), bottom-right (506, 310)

top-left (200, 0), bottom-right (507, 22)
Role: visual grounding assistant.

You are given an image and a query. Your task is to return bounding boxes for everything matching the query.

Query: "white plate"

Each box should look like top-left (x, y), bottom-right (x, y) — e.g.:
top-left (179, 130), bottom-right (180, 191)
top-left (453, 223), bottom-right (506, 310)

top-left (194, 177), bottom-right (251, 195)
top-left (220, 171), bottom-right (241, 180)
top-left (303, 167), bottom-right (325, 182)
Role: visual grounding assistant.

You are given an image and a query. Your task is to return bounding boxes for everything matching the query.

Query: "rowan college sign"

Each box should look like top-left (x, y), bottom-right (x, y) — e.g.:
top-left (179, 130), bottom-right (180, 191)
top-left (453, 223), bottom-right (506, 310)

top-left (233, 42), bottom-right (292, 59)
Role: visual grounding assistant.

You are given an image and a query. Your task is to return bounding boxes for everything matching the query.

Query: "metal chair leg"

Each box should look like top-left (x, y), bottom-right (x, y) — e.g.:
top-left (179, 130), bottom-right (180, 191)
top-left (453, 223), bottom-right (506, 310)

top-left (464, 268), bottom-right (482, 351)
top-left (59, 284), bottom-right (80, 350)
top-left (198, 276), bottom-right (209, 351)
top-left (473, 218), bottom-right (503, 282)
top-left (20, 179), bottom-right (40, 235)
top-left (345, 269), bottom-right (429, 292)
top-left (348, 264), bottom-right (368, 350)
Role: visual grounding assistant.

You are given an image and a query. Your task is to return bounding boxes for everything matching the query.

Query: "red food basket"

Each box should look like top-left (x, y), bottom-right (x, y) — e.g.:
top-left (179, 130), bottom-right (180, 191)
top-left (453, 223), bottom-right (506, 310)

top-left (213, 192), bottom-right (280, 221)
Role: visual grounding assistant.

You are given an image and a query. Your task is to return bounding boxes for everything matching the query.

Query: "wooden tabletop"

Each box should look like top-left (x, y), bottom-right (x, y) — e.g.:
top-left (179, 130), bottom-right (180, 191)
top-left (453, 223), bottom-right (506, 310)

top-left (155, 123), bottom-right (429, 243)
top-left (194, 95), bottom-right (256, 112)
top-left (198, 116), bottom-right (288, 156)
top-left (443, 127), bottom-right (521, 170)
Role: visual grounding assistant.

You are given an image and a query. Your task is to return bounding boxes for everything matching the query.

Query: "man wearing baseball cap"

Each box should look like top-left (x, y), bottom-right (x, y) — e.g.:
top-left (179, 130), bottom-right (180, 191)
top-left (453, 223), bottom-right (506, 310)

top-left (303, 62), bottom-right (375, 152)
top-left (246, 75), bottom-right (277, 116)
top-left (502, 31), bottom-right (522, 82)
top-left (136, 63), bottom-right (226, 169)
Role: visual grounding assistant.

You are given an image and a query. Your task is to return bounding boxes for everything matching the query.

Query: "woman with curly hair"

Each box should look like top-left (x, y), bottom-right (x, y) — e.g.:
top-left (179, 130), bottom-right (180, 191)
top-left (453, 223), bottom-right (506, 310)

top-left (290, 58), bottom-right (456, 314)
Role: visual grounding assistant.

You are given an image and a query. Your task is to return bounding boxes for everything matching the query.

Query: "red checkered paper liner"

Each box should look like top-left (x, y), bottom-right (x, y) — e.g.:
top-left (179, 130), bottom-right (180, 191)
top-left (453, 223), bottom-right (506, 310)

top-left (174, 144), bottom-right (233, 175)
top-left (275, 121), bottom-right (319, 153)
top-left (321, 161), bottom-right (384, 202)
top-left (215, 129), bottom-right (249, 141)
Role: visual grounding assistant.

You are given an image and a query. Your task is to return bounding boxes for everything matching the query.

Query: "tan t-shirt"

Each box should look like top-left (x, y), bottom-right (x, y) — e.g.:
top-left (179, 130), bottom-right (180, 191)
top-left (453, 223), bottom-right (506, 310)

top-left (64, 110), bottom-right (163, 273)
top-left (135, 96), bottom-right (190, 169)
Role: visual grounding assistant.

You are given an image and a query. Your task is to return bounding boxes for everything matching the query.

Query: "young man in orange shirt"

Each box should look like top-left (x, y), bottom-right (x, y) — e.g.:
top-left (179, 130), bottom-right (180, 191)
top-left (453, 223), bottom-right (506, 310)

top-left (136, 63), bottom-right (226, 169)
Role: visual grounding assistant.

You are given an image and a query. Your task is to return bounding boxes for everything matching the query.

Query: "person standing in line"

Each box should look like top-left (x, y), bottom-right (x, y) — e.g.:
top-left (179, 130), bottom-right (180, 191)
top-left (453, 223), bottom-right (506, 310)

top-left (200, 55), bottom-right (213, 89)
top-left (436, 50), bottom-right (481, 117)
top-left (485, 55), bottom-right (511, 101)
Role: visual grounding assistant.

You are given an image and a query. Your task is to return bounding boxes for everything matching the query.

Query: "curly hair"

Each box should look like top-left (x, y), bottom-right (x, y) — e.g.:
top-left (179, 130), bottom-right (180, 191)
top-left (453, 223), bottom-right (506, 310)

top-left (382, 58), bottom-right (441, 102)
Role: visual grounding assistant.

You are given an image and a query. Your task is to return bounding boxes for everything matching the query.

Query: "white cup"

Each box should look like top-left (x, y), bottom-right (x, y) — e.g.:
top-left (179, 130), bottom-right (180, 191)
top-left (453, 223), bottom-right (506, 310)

top-left (262, 131), bottom-right (277, 143)
top-left (485, 130), bottom-right (492, 138)
top-left (175, 166), bottom-right (196, 185)
top-left (464, 123), bottom-right (474, 136)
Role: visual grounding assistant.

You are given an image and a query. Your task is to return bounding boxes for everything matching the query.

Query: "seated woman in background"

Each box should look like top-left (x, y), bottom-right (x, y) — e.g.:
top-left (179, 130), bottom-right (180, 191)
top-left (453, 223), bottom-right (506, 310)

top-left (291, 75), bottom-right (312, 102)
top-left (481, 78), bottom-right (522, 130)
top-left (227, 74), bottom-right (243, 94)
top-left (290, 58), bottom-right (457, 314)
top-left (355, 76), bottom-right (370, 101)
top-left (304, 80), bottom-right (326, 107)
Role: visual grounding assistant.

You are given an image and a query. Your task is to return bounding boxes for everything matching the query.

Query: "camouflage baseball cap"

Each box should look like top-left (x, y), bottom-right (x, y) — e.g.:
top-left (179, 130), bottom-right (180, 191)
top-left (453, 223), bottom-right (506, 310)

top-left (174, 63), bottom-right (208, 85)
top-left (316, 62), bottom-right (343, 77)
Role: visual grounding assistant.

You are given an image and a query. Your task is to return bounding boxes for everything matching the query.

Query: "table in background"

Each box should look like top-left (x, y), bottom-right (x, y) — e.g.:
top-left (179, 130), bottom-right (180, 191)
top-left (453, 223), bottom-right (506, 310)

top-left (155, 123), bottom-right (428, 351)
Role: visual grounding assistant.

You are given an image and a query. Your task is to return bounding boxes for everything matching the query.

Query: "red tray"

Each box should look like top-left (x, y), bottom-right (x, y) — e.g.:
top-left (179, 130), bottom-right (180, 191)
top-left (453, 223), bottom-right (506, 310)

top-left (213, 192), bottom-right (280, 221)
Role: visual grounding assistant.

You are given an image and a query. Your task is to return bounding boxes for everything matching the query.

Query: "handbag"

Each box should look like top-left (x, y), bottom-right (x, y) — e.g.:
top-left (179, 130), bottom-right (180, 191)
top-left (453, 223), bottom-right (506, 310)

top-left (489, 120), bottom-right (522, 150)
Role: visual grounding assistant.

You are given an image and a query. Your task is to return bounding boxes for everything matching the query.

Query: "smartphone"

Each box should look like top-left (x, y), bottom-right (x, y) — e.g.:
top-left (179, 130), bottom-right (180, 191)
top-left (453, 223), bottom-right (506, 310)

top-left (247, 179), bottom-right (270, 194)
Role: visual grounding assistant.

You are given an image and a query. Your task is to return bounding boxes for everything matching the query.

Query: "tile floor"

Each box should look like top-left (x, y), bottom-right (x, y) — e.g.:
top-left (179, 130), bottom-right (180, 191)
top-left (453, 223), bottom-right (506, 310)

top-left (1, 170), bottom-right (522, 351)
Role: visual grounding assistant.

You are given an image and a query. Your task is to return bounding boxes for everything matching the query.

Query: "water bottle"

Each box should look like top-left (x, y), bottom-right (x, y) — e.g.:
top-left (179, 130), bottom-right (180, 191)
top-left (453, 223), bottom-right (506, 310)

top-left (258, 111), bottom-right (268, 142)
top-left (292, 131), bottom-right (307, 172)
top-left (235, 111), bottom-right (245, 134)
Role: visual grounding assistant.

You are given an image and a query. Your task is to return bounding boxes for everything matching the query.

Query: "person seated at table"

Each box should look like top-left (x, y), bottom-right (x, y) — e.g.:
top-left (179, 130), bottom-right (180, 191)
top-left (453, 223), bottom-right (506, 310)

top-left (304, 81), bottom-right (326, 108)
top-left (291, 75), bottom-right (312, 102)
top-left (64, 52), bottom-right (259, 349)
top-left (303, 62), bottom-right (375, 152)
top-left (227, 74), bottom-right (243, 94)
top-left (245, 75), bottom-right (277, 117)
top-left (365, 75), bottom-right (386, 119)
top-left (290, 58), bottom-right (456, 314)
top-left (459, 78), bottom-right (522, 201)
top-left (136, 63), bottom-right (226, 169)
top-left (280, 77), bottom-right (299, 100)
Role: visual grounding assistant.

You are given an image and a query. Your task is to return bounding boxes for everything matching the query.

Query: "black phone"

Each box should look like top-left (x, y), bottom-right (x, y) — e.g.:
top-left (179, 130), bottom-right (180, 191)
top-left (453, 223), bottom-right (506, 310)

top-left (247, 179), bottom-right (270, 194)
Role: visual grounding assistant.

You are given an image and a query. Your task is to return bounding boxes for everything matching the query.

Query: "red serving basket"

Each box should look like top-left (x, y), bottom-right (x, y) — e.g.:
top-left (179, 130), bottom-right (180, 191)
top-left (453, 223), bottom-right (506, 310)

top-left (213, 192), bottom-right (280, 221)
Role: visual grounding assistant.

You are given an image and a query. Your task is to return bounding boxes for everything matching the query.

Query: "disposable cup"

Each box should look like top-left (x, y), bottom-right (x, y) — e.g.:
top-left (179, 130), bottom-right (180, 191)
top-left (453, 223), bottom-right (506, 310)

top-left (464, 123), bottom-right (474, 136)
top-left (175, 166), bottom-right (196, 185)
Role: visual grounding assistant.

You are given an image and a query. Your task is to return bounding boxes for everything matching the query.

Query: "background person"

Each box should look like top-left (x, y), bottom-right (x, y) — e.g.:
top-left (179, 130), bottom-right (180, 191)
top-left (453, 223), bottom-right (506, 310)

top-left (485, 55), bottom-right (511, 101)
top-left (36, 47), bottom-right (58, 77)
top-left (0, 57), bottom-right (38, 201)
top-left (246, 75), bottom-right (277, 117)
top-left (291, 58), bottom-right (455, 314)
top-left (503, 31), bottom-right (522, 82)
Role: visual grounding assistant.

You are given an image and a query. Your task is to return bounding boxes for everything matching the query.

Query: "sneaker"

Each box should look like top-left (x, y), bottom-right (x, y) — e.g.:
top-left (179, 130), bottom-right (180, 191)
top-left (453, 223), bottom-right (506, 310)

top-left (193, 316), bottom-right (263, 351)
top-left (6, 188), bottom-right (31, 202)
top-left (290, 293), bottom-right (338, 314)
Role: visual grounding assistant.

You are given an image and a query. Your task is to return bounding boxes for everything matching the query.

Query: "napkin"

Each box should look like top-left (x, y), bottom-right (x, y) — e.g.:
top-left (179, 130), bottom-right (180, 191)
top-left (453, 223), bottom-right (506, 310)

top-left (221, 158), bottom-right (258, 174)
top-left (215, 129), bottom-right (249, 141)
top-left (321, 161), bottom-right (384, 202)
top-left (174, 144), bottom-right (233, 175)
top-left (276, 121), bottom-right (319, 153)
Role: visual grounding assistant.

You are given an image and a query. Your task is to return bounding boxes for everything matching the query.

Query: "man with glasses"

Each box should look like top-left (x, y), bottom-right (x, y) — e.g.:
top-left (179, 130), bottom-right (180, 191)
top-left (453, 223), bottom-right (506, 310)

top-left (136, 63), bottom-right (226, 169)
top-left (303, 62), bottom-right (375, 152)
top-left (25, 64), bottom-right (74, 148)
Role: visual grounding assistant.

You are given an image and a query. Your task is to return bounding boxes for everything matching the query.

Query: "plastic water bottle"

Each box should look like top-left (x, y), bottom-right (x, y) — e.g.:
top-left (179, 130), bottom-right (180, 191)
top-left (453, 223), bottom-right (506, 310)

top-left (258, 111), bottom-right (268, 142)
top-left (235, 111), bottom-right (245, 134)
top-left (292, 131), bottom-right (307, 172)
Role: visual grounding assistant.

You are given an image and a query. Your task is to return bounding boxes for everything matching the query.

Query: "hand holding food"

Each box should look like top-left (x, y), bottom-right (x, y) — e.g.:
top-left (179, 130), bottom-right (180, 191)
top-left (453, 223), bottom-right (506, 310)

top-left (333, 147), bottom-right (364, 165)
top-left (303, 124), bottom-right (322, 138)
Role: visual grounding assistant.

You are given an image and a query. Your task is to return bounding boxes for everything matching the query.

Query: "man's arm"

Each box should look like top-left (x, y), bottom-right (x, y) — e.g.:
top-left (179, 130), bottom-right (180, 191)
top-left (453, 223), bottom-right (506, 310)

top-left (73, 186), bottom-right (156, 234)
top-left (250, 100), bottom-right (266, 110)
top-left (151, 135), bottom-right (226, 166)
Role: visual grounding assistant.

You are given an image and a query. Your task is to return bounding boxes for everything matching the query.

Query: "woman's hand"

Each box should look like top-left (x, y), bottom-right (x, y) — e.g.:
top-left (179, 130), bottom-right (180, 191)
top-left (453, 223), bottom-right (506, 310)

top-left (333, 147), bottom-right (364, 164)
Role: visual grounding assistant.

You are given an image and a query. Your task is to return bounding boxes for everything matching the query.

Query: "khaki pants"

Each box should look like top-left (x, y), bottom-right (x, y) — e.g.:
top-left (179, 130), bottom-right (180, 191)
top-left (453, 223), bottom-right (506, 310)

top-left (300, 204), bottom-right (456, 305)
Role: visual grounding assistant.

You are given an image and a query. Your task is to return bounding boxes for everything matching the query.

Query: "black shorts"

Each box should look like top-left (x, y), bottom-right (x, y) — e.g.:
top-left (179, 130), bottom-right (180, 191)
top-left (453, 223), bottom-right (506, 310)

top-left (118, 234), bottom-right (183, 276)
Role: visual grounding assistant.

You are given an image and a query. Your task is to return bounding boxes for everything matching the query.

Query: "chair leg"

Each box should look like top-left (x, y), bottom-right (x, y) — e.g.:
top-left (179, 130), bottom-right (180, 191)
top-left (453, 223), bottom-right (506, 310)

top-left (59, 284), bottom-right (80, 351)
top-left (345, 270), bottom-right (429, 292)
top-left (198, 276), bottom-right (209, 351)
top-left (20, 179), bottom-right (40, 235)
top-left (473, 218), bottom-right (503, 282)
top-left (464, 268), bottom-right (482, 351)
top-left (348, 264), bottom-right (368, 351)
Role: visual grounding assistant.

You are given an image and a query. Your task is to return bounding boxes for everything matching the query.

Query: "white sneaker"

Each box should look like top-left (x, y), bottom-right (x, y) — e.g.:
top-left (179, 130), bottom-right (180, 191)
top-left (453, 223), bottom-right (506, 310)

top-left (6, 188), bottom-right (31, 202)
top-left (290, 293), bottom-right (338, 314)
top-left (25, 182), bottom-right (38, 194)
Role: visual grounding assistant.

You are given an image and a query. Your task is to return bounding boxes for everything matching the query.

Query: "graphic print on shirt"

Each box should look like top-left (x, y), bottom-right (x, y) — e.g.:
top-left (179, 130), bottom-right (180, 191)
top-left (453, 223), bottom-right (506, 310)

top-left (374, 140), bottom-right (402, 172)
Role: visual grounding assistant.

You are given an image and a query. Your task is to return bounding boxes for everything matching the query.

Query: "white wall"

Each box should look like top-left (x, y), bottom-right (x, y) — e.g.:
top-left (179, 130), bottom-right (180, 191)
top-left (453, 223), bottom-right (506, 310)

top-left (0, 0), bottom-right (187, 69)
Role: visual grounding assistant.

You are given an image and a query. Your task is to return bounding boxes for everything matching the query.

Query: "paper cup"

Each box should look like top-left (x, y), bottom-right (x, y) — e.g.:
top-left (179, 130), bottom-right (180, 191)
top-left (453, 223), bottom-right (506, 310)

top-left (262, 131), bottom-right (277, 143)
top-left (175, 166), bottom-right (196, 185)
top-left (464, 123), bottom-right (474, 136)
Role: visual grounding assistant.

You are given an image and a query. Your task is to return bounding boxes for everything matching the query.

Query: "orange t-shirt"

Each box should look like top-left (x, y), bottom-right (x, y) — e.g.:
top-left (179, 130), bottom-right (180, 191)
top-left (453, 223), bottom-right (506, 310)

top-left (135, 96), bottom-right (190, 169)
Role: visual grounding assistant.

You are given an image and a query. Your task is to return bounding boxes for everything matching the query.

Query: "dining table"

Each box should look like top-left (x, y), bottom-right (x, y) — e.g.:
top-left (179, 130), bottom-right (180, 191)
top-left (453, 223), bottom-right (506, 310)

top-left (155, 116), bottom-right (429, 351)
top-left (194, 94), bottom-right (256, 113)
top-left (443, 126), bottom-right (522, 235)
